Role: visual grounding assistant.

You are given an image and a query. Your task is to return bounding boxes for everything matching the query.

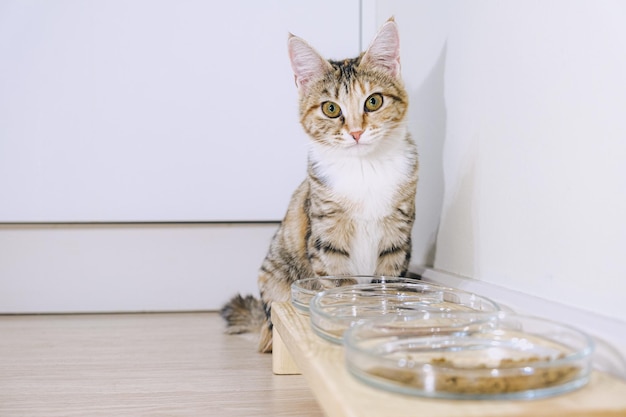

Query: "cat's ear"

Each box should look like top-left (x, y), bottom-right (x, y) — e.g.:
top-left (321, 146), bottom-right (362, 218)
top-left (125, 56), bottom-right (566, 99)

top-left (360, 17), bottom-right (401, 78)
top-left (288, 34), bottom-right (332, 93)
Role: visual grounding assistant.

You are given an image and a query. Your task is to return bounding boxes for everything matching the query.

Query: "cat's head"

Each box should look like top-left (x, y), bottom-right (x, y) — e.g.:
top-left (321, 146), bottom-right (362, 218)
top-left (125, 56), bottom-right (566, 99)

top-left (288, 18), bottom-right (408, 155)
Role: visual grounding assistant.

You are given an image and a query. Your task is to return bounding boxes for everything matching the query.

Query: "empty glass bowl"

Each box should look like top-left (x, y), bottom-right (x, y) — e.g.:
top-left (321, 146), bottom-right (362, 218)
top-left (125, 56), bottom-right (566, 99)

top-left (343, 311), bottom-right (594, 400)
top-left (309, 282), bottom-right (500, 343)
top-left (291, 275), bottom-right (422, 314)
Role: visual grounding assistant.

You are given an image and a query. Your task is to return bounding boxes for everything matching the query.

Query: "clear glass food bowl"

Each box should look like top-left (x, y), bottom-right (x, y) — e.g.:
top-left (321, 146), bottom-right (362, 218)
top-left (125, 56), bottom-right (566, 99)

top-left (343, 312), bottom-right (594, 400)
top-left (309, 282), bottom-right (500, 343)
top-left (291, 275), bottom-right (422, 314)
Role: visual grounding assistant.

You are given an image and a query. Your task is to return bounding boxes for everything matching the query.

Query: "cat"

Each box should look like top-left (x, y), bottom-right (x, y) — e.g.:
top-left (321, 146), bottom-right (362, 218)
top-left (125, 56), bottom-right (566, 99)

top-left (220, 17), bottom-right (418, 353)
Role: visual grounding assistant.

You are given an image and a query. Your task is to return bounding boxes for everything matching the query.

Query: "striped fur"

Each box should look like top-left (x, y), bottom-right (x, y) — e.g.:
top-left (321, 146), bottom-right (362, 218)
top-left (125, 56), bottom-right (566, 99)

top-left (221, 18), bottom-right (418, 353)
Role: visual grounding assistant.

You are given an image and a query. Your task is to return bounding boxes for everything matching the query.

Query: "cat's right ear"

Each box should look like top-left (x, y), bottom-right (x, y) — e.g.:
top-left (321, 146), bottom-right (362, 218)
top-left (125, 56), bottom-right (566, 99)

top-left (288, 34), bottom-right (331, 93)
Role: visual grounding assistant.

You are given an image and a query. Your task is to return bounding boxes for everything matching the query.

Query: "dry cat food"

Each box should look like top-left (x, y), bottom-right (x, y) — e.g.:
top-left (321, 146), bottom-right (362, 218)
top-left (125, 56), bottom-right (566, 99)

top-left (343, 312), bottom-right (593, 399)
top-left (368, 356), bottom-right (581, 395)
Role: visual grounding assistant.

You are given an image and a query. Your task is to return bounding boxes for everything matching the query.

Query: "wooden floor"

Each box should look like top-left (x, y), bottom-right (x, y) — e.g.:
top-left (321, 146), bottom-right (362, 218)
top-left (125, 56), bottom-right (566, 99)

top-left (0, 312), bottom-right (324, 417)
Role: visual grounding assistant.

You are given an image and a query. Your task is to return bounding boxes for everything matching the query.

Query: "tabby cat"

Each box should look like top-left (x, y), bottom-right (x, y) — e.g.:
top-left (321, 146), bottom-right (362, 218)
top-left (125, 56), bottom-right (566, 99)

top-left (221, 18), bottom-right (418, 353)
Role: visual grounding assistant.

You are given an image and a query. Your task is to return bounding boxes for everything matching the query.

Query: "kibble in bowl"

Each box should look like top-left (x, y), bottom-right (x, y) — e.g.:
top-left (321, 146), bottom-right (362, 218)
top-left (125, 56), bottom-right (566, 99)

top-left (343, 311), bottom-right (594, 400)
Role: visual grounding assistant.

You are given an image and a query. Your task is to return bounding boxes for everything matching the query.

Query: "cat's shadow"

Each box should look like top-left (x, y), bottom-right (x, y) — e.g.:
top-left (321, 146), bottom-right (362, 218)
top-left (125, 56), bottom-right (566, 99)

top-left (408, 42), bottom-right (448, 267)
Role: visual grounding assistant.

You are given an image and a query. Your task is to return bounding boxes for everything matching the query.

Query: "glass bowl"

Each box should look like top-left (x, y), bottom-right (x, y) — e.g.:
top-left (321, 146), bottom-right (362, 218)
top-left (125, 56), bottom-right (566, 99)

top-left (309, 282), bottom-right (500, 343)
top-left (291, 275), bottom-right (422, 314)
top-left (343, 312), bottom-right (594, 400)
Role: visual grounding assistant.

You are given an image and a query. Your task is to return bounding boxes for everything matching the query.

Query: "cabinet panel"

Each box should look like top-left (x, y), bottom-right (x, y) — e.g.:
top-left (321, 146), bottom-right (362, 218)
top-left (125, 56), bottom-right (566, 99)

top-left (0, 223), bottom-right (279, 312)
top-left (0, 0), bottom-right (359, 222)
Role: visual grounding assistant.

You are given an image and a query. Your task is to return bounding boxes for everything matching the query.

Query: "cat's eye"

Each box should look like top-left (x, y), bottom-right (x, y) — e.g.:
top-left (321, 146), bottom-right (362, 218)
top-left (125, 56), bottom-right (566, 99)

top-left (364, 93), bottom-right (383, 112)
top-left (321, 101), bottom-right (342, 118)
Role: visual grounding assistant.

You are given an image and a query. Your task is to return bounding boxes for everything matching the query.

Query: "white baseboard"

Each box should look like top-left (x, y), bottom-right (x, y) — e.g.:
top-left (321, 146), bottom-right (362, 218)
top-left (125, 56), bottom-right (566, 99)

top-left (411, 265), bottom-right (626, 380)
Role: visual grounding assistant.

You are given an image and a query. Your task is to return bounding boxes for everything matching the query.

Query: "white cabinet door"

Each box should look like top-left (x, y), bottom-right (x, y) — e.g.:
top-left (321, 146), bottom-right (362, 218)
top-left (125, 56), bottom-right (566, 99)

top-left (0, 0), bottom-right (360, 222)
top-left (0, 223), bottom-right (281, 313)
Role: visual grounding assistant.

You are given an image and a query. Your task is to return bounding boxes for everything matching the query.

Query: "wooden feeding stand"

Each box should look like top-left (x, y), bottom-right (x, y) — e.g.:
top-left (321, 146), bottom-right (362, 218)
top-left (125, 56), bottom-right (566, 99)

top-left (271, 301), bottom-right (626, 417)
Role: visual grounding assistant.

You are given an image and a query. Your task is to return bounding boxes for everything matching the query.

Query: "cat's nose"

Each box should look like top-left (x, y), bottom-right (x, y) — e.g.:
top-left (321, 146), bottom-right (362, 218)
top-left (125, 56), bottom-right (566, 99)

top-left (350, 130), bottom-right (364, 142)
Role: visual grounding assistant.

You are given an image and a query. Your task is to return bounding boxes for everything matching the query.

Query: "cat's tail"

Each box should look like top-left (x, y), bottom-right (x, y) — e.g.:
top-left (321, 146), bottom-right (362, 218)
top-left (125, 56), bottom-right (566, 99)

top-left (220, 294), bottom-right (273, 352)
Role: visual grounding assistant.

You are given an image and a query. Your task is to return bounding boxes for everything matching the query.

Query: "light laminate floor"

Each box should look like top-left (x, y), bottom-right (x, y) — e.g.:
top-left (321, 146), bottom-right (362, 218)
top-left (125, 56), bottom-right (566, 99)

top-left (0, 312), bottom-right (324, 417)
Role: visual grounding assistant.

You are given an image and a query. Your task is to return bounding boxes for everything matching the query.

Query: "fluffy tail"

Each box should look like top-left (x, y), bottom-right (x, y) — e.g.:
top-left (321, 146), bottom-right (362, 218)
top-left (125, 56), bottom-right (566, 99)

top-left (220, 294), bottom-right (266, 334)
top-left (220, 294), bottom-right (273, 353)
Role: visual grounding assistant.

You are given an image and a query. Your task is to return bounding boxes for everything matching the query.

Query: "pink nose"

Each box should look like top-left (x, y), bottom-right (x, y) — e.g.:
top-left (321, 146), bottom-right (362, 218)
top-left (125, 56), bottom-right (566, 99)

top-left (350, 130), bottom-right (364, 142)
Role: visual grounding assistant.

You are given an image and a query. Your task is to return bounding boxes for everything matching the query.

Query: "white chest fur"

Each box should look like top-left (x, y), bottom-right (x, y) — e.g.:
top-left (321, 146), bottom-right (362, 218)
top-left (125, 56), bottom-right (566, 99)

top-left (309, 131), bottom-right (414, 275)
top-left (312, 133), bottom-right (413, 218)
top-left (342, 156), bottom-right (408, 275)
top-left (329, 156), bottom-right (405, 218)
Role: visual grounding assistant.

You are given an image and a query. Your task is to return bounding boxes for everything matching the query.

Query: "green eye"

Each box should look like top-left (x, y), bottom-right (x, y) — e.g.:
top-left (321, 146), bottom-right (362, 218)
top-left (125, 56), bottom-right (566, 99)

top-left (321, 101), bottom-right (342, 118)
top-left (364, 93), bottom-right (383, 112)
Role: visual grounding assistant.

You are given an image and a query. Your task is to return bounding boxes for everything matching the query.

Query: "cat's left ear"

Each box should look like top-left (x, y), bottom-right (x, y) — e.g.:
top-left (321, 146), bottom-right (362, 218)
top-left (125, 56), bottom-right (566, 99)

top-left (288, 34), bottom-right (332, 93)
top-left (360, 17), bottom-right (401, 78)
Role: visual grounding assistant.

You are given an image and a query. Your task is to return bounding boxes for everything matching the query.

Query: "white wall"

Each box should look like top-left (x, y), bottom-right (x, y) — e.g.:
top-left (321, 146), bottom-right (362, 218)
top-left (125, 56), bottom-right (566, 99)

top-left (0, 0), bottom-right (359, 222)
top-left (373, 1), bottom-right (626, 321)
top-left (438, 1), bottom-right (626, 321)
